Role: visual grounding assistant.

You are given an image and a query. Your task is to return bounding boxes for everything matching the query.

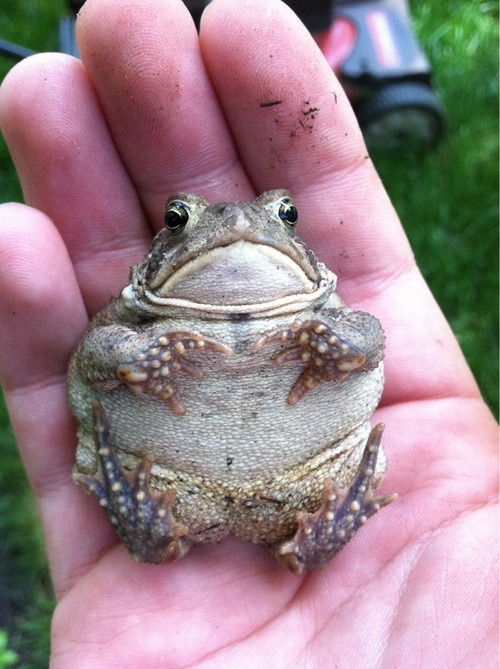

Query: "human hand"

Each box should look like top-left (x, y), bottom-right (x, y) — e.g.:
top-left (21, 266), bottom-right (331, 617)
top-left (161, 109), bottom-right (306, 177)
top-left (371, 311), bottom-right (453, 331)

top-left (0, 0), bottom-right (497, 666)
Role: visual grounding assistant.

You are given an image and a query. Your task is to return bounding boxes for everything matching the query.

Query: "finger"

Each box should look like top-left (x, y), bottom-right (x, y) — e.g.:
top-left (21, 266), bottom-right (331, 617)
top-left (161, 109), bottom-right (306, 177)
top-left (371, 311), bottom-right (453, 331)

top-left (0, 204), bottom-right (86, 390)
top-left (76, 0), bottom-right (254, 221)
top-left (0, 203), bottom-right (115, 593)
top-left (0, 0), bottom-right (253, 315)
top-left (201, 0), bottom-right (410, 283)
top-left (0, 54), bottom-right (151, 314)
top-left (201, 0), bottom-right (480, 403)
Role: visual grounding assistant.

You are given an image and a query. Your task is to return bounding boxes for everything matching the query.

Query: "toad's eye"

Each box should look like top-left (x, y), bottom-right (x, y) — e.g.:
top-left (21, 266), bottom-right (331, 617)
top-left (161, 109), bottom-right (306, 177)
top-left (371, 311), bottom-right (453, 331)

top-left (165, 201), bottom-right (190, 233)
top-left (278, 198), bottom-right (298, 228)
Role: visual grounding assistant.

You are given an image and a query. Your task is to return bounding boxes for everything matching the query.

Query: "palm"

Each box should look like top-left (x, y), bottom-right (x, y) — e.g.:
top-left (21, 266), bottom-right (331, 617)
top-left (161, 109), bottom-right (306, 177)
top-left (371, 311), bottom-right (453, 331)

top-left (0, 0), bottom-right (497, 666)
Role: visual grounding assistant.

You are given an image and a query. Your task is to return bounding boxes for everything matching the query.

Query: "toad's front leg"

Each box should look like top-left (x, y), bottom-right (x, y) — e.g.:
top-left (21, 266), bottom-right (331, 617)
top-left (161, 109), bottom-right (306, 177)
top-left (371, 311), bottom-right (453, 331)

top-left (71, 324), bottom-right (232, 414)
top-left (274, 425), bottom-right (397, 574)
top-left (255, 308), bottom-right (384, 404)
top-left (73, 400), bottom-right (192, 563)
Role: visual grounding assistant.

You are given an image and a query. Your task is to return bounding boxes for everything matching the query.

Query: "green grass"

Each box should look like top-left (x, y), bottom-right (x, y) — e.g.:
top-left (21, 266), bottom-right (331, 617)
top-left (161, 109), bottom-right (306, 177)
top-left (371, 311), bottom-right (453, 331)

top-left (373, 1), bottom-right (499, 413)
top-left (0, 396), bottom-right (54, 668)
top-left (0, 2), bottom-right (498, 666)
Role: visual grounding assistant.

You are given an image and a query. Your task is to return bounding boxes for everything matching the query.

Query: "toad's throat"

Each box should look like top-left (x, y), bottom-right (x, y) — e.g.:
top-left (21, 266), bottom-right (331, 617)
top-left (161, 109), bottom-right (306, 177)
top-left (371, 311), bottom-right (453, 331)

top-left (146, 241), bottom-right (326, 312)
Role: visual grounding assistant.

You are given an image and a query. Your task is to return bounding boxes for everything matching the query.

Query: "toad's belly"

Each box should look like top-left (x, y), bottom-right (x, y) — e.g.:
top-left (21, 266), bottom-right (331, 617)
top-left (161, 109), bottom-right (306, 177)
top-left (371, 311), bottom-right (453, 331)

top-left (71, 352), bottom-right (384, 486)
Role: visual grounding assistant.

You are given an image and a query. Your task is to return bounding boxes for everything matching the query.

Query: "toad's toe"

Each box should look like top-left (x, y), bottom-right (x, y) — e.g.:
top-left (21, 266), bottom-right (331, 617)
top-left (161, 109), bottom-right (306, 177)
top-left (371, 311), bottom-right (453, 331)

top-left (73, 399), bottom-right (192, 563)
top-left (275, 424), bottom-right (397, 574)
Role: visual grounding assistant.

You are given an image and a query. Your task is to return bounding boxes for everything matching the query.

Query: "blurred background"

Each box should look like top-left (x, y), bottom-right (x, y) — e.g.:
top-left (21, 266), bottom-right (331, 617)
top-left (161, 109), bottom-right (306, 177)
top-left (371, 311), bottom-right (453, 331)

top-left (0, 1), bottom-right (497, 666)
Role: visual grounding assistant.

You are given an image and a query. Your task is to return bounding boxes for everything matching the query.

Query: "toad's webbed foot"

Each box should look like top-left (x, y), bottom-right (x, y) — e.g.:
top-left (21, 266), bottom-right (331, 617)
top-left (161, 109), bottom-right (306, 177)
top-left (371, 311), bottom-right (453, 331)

top-left (275, 424), bottom-right (397, 574)
top-left (255, 311), bottom-right (384, 404)
top-left (73, 399), bottom-right (191, 563)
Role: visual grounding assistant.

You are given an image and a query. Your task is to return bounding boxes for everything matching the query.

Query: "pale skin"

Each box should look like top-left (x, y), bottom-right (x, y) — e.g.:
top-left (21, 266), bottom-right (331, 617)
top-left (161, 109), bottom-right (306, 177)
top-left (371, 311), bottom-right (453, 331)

top-left (0, 0), bottom-right (497, 666)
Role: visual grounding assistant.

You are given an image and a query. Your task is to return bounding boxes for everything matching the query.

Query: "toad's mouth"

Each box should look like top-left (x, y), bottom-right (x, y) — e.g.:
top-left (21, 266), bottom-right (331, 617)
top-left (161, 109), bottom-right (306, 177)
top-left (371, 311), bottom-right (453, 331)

top-left (136, 240), bottom-right (330, 315)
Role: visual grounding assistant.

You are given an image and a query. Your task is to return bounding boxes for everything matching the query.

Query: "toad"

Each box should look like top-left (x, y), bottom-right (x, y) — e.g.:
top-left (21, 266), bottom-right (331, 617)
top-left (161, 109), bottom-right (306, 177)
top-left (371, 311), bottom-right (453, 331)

top-left (67, 190), bottom-right (396, 574)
